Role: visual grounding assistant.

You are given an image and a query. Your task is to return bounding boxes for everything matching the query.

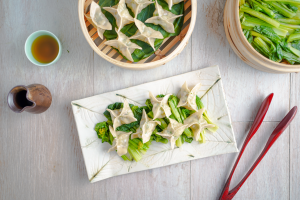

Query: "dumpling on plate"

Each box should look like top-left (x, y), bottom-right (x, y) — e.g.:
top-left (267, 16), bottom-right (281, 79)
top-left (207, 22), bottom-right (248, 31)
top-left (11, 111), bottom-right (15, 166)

top-left (177, 81), bottom-right (202, 111)
top-left (106, 99), bottom-right (137, 130)
top-left (131, 109), bottom-right (161, 143)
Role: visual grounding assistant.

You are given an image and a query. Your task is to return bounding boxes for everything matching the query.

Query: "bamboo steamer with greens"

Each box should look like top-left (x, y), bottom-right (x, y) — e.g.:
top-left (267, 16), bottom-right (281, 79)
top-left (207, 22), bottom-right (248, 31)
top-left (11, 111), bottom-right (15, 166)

top-left (78, 0), bottom-right (196, 70)
top-left (224, 0), bottom-right (300, 73)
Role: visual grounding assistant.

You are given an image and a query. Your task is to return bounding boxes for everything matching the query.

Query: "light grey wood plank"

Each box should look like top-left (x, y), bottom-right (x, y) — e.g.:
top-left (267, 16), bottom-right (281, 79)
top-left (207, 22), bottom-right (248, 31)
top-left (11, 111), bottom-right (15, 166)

top-left (191, 0), bottom-right (290, 122)
top-left (290, 72), bottom-right (300, 200)
top-left (191, 122), bottom-right (289, 200)
top-left (0, 0), bottom-right (94, 199)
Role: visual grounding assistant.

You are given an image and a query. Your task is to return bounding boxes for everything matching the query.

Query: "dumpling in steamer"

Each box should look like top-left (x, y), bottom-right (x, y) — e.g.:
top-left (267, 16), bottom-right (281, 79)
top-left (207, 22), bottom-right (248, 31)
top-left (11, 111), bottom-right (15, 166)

top-left (177, 81), bottom-right (202, 111)
top-left (145, 0), bottom-right (183, 33)
top-left (131, 109), bottom-right (161, 143)
top-left (90, 1), bottom-right (112, 39)
top-left (103, 0), bottom-right (134, 32)
top-left (104, 29), bottom-right (142, 62)
top-left (131, 19), bottom-right (164, 50)
top-left (106, 99), bottom-right (137, 130)
top-left (165, 0), bottom-right (185, 10)
top-left (108, 126), bottom-right (132, 156)
top-left (125, 0), bottom-right (154, 18)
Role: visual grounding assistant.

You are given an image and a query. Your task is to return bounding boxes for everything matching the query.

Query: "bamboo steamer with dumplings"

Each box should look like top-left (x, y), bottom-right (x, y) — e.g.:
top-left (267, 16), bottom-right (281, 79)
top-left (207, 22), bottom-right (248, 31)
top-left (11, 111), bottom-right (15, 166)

top-left (224, 0), bottom-right (300, 73)
top-left (78, 0), bottom-right (197, 70)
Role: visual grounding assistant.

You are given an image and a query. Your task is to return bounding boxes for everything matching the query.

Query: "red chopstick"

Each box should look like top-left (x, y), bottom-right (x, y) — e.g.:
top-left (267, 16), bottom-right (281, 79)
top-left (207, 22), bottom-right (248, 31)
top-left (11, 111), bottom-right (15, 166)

top-left (219, 94), bottom-right (297, 200)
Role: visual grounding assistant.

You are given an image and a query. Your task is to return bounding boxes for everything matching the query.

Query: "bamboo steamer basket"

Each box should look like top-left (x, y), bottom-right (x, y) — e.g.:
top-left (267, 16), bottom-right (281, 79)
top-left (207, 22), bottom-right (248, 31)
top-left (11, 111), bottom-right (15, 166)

top-left (78, 0), bottom-right (197, 70)
top-left (224, 0), bottom-right (300, 73)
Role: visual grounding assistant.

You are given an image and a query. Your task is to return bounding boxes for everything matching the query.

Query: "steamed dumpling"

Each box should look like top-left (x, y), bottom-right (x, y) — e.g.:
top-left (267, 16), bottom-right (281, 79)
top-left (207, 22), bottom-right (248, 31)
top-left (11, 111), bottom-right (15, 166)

top-left (145, 0), bottom-right (182, 33)
top-left (165, 0), bottom-right (184, 10)
top-left (108, 126), bottom-right (132, 156)
top-left (106, 99), bottom-right (137, 130)
top-left (90, 1), bottom-right (112, 39)
top-left (103, 0), bottom-right (134, 31)
top-left (184, 109), bottom-right (215, 141)
top-left (177, 81), bottom-right (202, 111)
top-left (104, 29), bottom-right (142, 62)
top-left (149, 92), bottom-right (172, 119)
top-left (125, 0), bottom-right (154, 18)
top-left (156, 118), bottom-right (188, 149)
top-left (131, 109), bottom-right (161, 143)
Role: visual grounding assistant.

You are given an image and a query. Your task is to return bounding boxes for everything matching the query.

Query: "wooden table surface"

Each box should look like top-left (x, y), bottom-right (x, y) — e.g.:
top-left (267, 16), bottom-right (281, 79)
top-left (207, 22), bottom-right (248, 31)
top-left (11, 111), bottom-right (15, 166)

top-left (1, 0), bottom-right (299, 199)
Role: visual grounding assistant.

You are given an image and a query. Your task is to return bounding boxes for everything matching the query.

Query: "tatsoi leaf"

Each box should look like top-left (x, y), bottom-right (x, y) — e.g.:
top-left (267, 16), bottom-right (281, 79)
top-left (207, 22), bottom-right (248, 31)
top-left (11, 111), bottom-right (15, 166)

top-left (137, 3), bottom-right (156, 22)
top-left (145, 99), bottom-right (153, 110)
top-left (181, 108), bottom-right (195, 119)
top-left (280, 38), bottom-right (294, 53)
top-left (282, 51), bottom-right (300, 64)
top-left (121, 23), bottom-right (138, 37)
top-left (243, 29), bottom-right (253, 43)
top-left (253, 26), bottom-right (282, 44)
top-left (131, 39), bottom-right (164, 62)
top-left (99, 0), bottom-right (118, 7)
top-left (292, 40), bottom-right (300, 51)
top-left (270, 43), bottom-right (283, 62)
top-left (286, 4), bottom-right (298, 12)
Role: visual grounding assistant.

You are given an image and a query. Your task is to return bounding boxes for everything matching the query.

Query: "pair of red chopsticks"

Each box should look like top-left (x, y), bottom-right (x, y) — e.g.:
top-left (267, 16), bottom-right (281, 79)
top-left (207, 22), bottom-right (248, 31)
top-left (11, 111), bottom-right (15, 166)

top-left (219, 93), bottom-right (297, 200)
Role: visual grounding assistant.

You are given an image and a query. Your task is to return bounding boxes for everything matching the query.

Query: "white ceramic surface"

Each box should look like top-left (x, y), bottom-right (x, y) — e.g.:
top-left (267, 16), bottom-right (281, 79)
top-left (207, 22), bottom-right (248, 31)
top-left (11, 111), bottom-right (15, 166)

top-left (71, 65), bottom-right (238, 183)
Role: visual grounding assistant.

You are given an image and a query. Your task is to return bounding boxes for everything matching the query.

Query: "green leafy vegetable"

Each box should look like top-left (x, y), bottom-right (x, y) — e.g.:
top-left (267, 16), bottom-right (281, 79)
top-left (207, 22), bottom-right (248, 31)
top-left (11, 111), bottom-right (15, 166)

top-left (240, 0), bottom-right (300, 65)
top-left (253, 26), bottom-right (282, 44)
top-left (94, 122), bottom-right (113, 145)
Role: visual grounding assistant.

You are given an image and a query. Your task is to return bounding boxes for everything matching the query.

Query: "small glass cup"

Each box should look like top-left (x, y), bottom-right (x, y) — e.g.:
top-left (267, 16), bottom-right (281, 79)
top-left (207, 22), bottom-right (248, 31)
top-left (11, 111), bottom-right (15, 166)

top-left (25, 30), bottom-right (62, 66)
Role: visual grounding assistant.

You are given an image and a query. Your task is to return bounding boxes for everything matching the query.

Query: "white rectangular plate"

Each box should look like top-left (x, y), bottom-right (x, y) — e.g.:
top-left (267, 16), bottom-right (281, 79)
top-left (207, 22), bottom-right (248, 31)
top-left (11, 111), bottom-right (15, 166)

top-left (71, 65), bottom-right (238, 183)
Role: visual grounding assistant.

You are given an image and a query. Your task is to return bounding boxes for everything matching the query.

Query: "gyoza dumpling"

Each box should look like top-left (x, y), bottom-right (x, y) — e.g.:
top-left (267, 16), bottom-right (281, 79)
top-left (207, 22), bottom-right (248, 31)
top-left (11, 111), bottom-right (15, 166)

top-left (125, 0), bottom-right (154, 18)
top-left (108, 126), bottom-right (132, 156)
top-left (131, 19), bottom-right (164, 50)
top-left (156, 118), bottom-right (188, 149)
top-left (149, 92), bottom-right (172, 119)
top-left (165, 0), bottom-right (184, 10)
top-left (90, 1), bottom-right (112, 39)
top-left (131, 109), bottom-right (161, 143)
top-left (106, 99), bottom-right (137, 130)
top-left (104, 29), bottom-right (142, 62)
top-left (145, 0), bottom-right (182, 33)
top-left (103, 0), bottom-right (134, 32)
top-left (177, 81), bottom-right (202, 111)
top-left (184, 109), bottom-right (215, 141)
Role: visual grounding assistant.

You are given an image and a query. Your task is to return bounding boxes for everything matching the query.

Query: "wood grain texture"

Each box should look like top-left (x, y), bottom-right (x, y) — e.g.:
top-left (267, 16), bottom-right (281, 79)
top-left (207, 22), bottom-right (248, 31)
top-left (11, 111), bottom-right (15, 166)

top-left (191, 122), bottom-right (289, 200)
top-left (290, 72), bottom-right (300, 200)
top-left (0, 0), bottom-right (297, 200)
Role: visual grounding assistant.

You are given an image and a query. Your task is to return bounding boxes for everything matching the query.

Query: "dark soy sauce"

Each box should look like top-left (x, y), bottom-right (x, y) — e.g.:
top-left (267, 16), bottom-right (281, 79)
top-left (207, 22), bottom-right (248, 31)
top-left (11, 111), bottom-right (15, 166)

top-left (15, 90), bottom-right (33, 108)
